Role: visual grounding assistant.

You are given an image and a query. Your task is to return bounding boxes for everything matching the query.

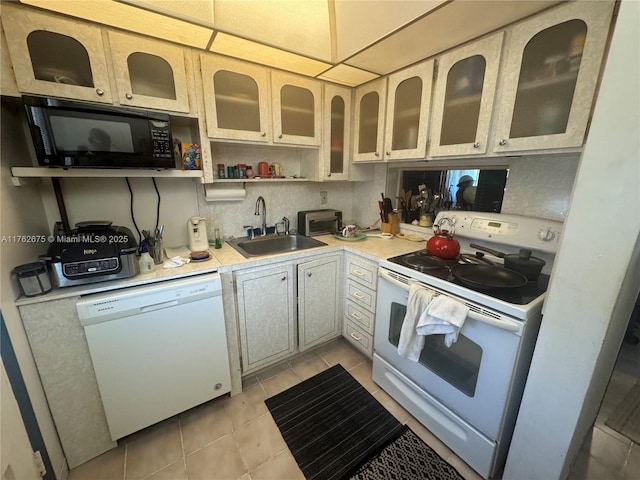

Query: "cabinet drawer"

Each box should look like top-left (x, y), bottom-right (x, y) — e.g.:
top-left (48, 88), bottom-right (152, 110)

top-left (344, 321), bottom-right (373, 358)
top-left (345, 299), bottom-right (374, 334)
top-left (346, 257), bottom-right (378, 290)
top-left (346, 279), bottom-right (376, 311)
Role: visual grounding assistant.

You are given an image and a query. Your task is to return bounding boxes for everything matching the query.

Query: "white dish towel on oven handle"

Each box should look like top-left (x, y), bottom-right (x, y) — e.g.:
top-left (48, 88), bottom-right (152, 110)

top-left (416, 295), bottom-right (469, 347)
top-left (397, 284), bottom-right (435, 361)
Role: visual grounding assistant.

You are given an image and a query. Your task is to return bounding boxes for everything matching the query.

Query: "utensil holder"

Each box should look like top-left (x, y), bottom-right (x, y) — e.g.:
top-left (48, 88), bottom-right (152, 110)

top-left (150, 240), bottom-right (164, 265)
top-left (381, 213), bottom-right (400, 234)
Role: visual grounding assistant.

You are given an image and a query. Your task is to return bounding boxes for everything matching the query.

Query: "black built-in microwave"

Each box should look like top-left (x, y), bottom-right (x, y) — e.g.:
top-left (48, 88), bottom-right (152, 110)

top-left (23, 96), bottom-right (176, 169)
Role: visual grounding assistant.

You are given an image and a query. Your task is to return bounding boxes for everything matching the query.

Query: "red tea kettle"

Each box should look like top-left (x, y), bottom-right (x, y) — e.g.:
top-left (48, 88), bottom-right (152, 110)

top-left (427, 217), bottom-right (460, 259)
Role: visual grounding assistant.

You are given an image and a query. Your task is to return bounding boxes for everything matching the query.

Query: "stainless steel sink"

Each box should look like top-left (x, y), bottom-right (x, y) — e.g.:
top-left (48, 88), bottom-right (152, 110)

top-left (227, 234), bottom-right (327, 258)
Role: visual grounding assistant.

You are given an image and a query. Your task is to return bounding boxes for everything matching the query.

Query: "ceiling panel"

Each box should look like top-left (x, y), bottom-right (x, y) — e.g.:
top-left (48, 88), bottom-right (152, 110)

top-left (211, 33), bottom-right (331, 77)
top-left (334, 0), bottom-right (446, 62)
top-left (346, 0), bottom-right (561, 75)
top-left (213, 0), bottom-right (333, 62)
top-left (317, 64), bottom-right (379, 87)
top-left (120, 0), bottom-right (215, 25)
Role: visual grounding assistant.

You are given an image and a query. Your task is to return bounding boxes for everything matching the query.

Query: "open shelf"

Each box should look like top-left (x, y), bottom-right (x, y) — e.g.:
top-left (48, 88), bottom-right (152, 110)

top-left (11, 167), bottom-right (203, 179)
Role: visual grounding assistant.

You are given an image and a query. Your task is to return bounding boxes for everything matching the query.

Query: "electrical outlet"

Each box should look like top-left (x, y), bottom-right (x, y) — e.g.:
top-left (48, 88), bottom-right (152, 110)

top-left (320, 191), bottom-right (328, 204)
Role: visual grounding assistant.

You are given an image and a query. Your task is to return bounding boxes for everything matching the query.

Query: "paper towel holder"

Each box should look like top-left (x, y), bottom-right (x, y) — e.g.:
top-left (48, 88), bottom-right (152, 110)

top-left (204, 182), bottom-right (246, 201)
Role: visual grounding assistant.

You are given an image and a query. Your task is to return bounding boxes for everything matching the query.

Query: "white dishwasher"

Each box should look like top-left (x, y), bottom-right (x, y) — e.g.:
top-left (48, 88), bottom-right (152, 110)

top-left (76, 272), bottom-right (231, 441)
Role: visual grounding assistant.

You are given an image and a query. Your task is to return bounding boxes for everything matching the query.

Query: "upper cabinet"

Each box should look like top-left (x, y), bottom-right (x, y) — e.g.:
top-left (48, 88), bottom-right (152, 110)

top-left (353, 78), bottom-right (387, 162)
top-left (491, 1), bottom-right (614, 153)
top-left (383, 61), bottom-right (434, 161)
top-left (2, 5), bottom-right (112, 103)
top-left (107, 31), bottom-right (190, 113)
top-left (430, 33), bottom-right (503, 157)
top-left (270, 71), bottom-right (322, 146)
top-left (200, 56), bottom-right (321, 146)
top-left (200, 55), bottom-right (271, 142)
top-left (353, 61), bottom-right (433, 162)
top-left (319, 84), bottom-right (351, 180)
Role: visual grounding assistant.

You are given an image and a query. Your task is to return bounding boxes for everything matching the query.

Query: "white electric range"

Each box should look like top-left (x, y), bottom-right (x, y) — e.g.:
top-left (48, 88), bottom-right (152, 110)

top-left (373, 211), bottom-right (563, 479)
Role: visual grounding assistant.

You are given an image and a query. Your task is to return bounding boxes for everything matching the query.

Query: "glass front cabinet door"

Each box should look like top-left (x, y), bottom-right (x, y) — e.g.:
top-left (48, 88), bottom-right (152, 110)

top-left (492, 1), bottom-right (614, 152)
top-left (200, 55), bottom-right (271, 142)
top-left (1, 5), bottom-right (112, 103)
top-left (430, 33), bottom-right (503, 157)
top-left (271, 71), bottom-right (322, 146)
top-left (383, 60), bottom-right (434, 161)
top-left (107, 31), bottom-right (190, 113)
top-left (353, 78), bottom-right (387, 162)
top-left (319, 84), bottom-right (352, 181)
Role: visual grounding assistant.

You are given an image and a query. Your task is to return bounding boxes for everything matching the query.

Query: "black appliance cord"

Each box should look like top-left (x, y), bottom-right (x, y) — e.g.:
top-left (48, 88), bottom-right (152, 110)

top-left (152, 178), bottom-right (161, 231)
top-left (125, 178), bottom-right (142, 247)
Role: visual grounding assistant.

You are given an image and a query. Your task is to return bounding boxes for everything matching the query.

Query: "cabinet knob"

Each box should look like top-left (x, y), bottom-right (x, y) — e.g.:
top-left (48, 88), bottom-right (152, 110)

top-left (499, 139), bottom-right (507, 146)
top-left (473, 142), bottom-right (480, 149)
top-left (374, 152), bottom-right (380, 157)
top-left (125, 93), bottom-right (133, 100)
top-left (278, 134), bottom-right (283, 139)
top-left (95, 88), bottom-right (104, 96)
top-left (261, 132), bottom-right (267, 137)
top-left (281, 276), bottom-right (286, 281)
top-left (327, 173), bottom-right (331, 177)
top-left (385, 151), bottom-right (391, 156)
top-left (306, 272), bottom-right (312, 277)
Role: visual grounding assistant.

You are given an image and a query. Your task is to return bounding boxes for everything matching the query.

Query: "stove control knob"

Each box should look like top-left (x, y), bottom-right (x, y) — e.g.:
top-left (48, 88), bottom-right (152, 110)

top-left (538, 227), bottom-right (555, 242)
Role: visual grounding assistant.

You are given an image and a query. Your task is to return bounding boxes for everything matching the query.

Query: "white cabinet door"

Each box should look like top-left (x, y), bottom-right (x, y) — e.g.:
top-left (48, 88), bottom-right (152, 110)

top-left (271, 71), bottom-right (322, 146)
top-left (200, 54), bottom-right (272, 142)
top-left (108, 31), bottom-right (190, 113)
top-left (235, 264), bottom-right (296, 373)
top-left (430, 32), bottom-right (503, 157)
top-left (298, 255), bottom-right (342, 351)
top-left (353, 78), bottom-right (387, 162)
top-left (318, 84), bottom-right (352, 181)
top-left (384, 60), bottom-right (434, 161)
top-left (492, 1), bottom-right (614, 153)
top-left (2, 4), bottom-right (112, 103)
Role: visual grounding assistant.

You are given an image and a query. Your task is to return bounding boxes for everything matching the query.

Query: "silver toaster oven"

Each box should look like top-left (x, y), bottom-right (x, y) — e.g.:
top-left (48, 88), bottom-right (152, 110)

top-left (297, 209), bottom-right (342, 236)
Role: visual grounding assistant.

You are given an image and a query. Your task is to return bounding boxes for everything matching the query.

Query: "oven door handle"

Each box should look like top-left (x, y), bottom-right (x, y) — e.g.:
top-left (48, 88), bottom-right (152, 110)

top-left (378, 269), bottom-right (521, 333)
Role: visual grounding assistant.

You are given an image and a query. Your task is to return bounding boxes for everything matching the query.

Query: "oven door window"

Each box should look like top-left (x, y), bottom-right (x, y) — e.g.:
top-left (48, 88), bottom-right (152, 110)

top-left (388, 302), bottom-right (482, 397)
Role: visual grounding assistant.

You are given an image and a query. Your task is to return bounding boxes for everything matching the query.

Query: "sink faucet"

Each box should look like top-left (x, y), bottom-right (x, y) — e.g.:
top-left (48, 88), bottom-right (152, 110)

top-left (255, 196), bottom-right (267, 236)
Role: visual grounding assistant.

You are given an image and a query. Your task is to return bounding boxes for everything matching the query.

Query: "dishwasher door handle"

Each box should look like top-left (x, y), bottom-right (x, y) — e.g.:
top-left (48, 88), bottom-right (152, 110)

top-left (140, 300), bottom-right (179, 313)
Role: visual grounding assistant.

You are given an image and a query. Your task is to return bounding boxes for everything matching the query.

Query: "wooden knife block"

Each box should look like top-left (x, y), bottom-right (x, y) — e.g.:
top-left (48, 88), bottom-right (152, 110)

top-left (381, 213), bottom-right (400, 234)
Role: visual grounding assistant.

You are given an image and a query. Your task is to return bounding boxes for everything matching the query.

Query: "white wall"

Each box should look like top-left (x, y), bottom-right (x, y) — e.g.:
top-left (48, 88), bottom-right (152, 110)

top-left (504, 2), bottom-right (640, 478)
top-left (0, 100), bottom-right (67, 480)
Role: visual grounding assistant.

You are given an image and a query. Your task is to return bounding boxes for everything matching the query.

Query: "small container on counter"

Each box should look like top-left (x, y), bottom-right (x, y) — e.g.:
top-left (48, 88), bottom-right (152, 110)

top-left (138, 249), bottom-right (154, 273)
top-left (217, 163), bottom-right (225, 179)
top-left (214, 228), bottom-right (222, 249)
top-left (13, 262), bottom-right (52, 297)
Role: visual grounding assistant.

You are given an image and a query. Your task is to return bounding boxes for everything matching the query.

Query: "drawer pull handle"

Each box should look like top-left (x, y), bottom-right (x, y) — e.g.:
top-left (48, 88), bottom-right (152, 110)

top-left (353, 270), bottom-right (366, 276)
top-left (350, 332), bottom-right (362, 341)
top-left (351, 312), bottom-right (363, 320)
top-left (353, 292), bottom-right (365, 299)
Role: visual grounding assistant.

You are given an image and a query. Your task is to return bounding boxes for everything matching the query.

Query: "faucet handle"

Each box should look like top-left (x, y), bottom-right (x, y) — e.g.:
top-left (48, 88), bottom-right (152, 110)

top-left (282, 217), bottom-right (290, 235)
top-left (242, 225), bottom-right (256, 239)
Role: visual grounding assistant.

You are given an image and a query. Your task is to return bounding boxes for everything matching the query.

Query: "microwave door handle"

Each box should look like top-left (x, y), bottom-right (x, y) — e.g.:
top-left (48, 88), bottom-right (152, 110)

top-left (378, 269), bottom-right (521, 333)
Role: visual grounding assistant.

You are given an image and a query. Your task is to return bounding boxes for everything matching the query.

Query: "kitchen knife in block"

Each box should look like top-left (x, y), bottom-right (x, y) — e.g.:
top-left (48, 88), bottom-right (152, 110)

top-left (381, 213), bottom-right (400, 234)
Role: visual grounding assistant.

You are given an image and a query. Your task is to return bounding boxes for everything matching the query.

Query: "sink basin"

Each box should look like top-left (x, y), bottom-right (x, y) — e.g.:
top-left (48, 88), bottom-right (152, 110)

top-left (227, 234), bottom-right (327, 258)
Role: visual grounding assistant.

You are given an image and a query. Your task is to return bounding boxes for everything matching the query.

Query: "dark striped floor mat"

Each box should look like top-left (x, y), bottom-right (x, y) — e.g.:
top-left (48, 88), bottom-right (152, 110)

top-left (265, 364), bottom-right (404, 480)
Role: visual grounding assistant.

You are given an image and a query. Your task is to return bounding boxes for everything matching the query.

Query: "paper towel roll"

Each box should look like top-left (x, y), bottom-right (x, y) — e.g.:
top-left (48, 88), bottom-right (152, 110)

top-left (204, 184), bottom-right (246, 201)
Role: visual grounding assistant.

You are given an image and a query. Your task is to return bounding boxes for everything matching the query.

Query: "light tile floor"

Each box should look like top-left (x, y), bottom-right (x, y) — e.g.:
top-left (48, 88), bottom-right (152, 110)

top-left (568, 340), bottom-right (640, 480)
top-left (69, 338), bottom-right (483, 480)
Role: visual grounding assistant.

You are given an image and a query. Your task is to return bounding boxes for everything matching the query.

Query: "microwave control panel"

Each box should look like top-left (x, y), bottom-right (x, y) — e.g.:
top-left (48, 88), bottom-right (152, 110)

top-left (149, 120), bottom-right (172, 159)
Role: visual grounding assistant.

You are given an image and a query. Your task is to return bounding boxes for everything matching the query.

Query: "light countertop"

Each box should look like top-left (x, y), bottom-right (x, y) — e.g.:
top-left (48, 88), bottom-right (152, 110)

top-left (15, 232), bottom-right (428, 306)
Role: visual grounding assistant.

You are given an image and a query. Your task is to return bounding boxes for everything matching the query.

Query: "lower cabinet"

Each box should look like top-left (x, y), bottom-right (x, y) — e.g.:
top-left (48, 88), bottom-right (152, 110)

top-left (342, 253), bottom-right (379, 357)
top-left (235, 253), bottom-right (343, 374)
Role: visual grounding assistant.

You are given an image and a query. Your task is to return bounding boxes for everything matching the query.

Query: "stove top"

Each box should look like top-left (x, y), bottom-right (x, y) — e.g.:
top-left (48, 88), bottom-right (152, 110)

top-left (386, 249), bottom-right (549, 307)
